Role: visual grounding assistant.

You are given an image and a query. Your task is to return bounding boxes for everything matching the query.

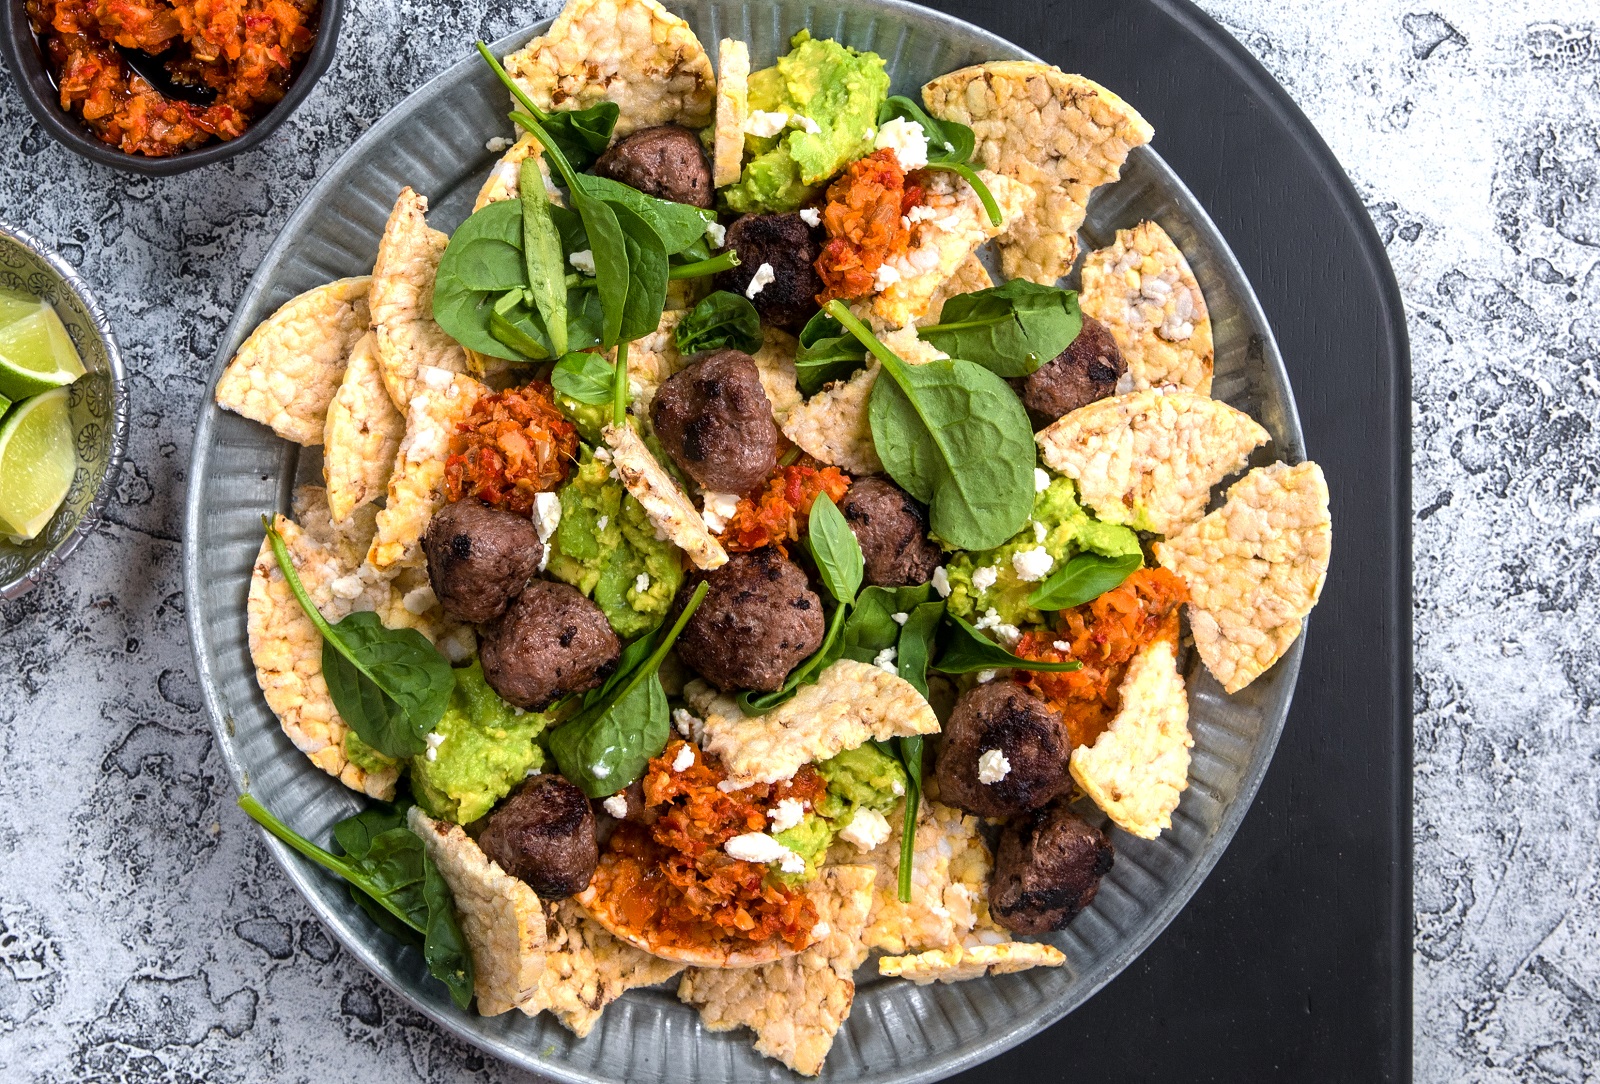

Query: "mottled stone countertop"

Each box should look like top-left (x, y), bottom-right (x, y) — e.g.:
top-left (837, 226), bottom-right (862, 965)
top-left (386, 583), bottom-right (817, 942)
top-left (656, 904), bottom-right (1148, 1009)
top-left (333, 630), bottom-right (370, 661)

top-left (1, 1), bottom-right (1595, 1080)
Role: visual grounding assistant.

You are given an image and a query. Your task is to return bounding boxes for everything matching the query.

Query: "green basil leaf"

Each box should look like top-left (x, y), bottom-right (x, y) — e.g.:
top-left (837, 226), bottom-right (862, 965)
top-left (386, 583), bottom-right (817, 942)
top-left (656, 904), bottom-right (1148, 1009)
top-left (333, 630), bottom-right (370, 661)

top-left (520, 158), bottom-right (569, 357)
top-left (674, 290), bottom-right (764, 355)
top-left (931, 613), bottom-right (1084, 674)
top-left (807, 494), bottom-right (864, 604)
top-left (918, 279), bottom-right (1083, 378)
top-left (551, 351), bottom-right (619, 405)
top-left (579, 174), bottom-right (714, 255)
top-left (1027, 551), bottom-right (1143, 611)
top-left (795, 311), bottom-right (869, 395)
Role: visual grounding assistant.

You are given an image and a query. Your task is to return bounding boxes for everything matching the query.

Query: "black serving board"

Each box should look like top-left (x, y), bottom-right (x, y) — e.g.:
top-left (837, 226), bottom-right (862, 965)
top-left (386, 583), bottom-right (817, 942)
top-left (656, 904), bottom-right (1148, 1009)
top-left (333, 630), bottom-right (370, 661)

top-left (923, 0), bottom-right (1413, 1081)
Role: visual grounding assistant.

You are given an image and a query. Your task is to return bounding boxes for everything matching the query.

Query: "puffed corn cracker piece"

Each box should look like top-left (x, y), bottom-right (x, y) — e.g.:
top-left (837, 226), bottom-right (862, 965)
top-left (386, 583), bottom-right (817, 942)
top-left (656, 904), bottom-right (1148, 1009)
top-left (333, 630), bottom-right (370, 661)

top-left (752, 325), bottom-right (803, 425)
top-left (686, 659), bottom-right (939, 787)
top-left (502, 0), bottom-right (715, 137)
top-left (781, 361), bottom-right (883, 474)
top-left (291, 484), bottom-right (380, 573)
top-left (1154, 461), bottom-right (1331, 693)
top-left (367, 368), bottom-right (485, 571)
top-left (1070, 639), bottom-right (1192, 838)
top-left (371, 188), bottom-right (469, 410)
top-left (1035, 389), bottom-right (1268, 535)
top-left (214, 276), bottom-right (371, 446)
top-left (879, 941), bottom-right (1066, 984)
top-left (609, 309), bottom-right (685, 417)
top-left (1081, 221), bottom-right (1214, 394)
top-left (713, 38), bottom-right (750, 188)
top-left (677, 866), bottom-right (876, 1077)
top-left (408, 808), bottom-right (547, 1016)
top-left (603, 423), bottom-right (728, 570)
top-left (323, 332), bottom-right (406, 523)
top-left (922, 62), bottom-right (1153, 284)
top-left (921, 253), bottom-right (994, 325)
top-left (530, 900), bottom-right (685, 1036)
top-left (473, 133), bottom-right (563, 211)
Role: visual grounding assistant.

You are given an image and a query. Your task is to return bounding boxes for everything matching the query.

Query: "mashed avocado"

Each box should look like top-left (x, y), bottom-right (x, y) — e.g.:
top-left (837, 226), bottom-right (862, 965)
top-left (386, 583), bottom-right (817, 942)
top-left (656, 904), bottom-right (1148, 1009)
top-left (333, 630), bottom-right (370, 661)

top-left (555, 392), bottom-right (609, 444)
top-left (343, 731), bottom-right (398, 774)
top-left (945, 476), bottom-right (1143, 629)
top-left (548, 446), bottom-right (684, 639)
top-left (772, 813), bottom-right (834, 886)
top-left (770, 742), bottom-right (908, 886)
top-left (723, 31), bottom-right (889, 213)
top-left (411, 660), bottom-right (549, 825)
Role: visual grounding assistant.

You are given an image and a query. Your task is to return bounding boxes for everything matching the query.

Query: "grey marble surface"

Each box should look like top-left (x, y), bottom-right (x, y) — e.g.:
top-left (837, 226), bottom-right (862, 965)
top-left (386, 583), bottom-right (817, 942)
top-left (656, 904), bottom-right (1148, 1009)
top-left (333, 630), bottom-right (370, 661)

top-left (0, 1), bottom-right (1593, 1080)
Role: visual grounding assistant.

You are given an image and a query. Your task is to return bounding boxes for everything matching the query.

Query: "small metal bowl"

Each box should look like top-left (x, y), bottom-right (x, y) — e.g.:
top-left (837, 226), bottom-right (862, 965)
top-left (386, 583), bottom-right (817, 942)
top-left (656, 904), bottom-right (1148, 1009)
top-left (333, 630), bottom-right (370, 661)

top-left (0, 0), bottom-right (345, 176)
top-left (0, 222), bottom-right (127, 601)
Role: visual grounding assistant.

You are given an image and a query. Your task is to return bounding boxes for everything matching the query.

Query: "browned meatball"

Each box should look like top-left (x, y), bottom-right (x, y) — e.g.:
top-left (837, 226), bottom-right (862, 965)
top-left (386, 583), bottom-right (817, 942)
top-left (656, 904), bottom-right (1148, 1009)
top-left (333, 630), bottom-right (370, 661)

top-left (1017, 316), bottom-right (1126, 425)
top-left (673, 547), bottom-right (824, 692)
top-left (990, 800), bottom-right (1114, 934)
top-left (935, 682), bottom-right (1073, 818)
top-left (480, 580), bottom-right (621, 710)
top-left (837, 476), bottom-right (942, 587)
top-left (650, 350), bottom-right (779, 494)
top-left (423, 500), bottom-right (543, 624)
top-left (714, 213), bottom-right (823, 331)
top-left (592, 125), bottom-right (714, 208)
top-left (478, 776), bottom-right (598, 898)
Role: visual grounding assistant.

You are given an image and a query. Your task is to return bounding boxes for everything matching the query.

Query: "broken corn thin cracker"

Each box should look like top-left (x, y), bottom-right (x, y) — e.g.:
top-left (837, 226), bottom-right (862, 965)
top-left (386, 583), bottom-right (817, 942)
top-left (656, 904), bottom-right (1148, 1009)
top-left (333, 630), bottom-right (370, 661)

top-left (686, 659), bottom-right (939, 787)
top-left (214, 276), bottom-right (371, 446)
top-left (753, 326), bottom-right (802, 425)
top-left (922, 61), bottom-right (1153, 284)
top-left (603, 422), bottom-right (728, 570)
top-left (1081, 220), bottom-right (1214, 394)
top-left (529, 900), bottom-right (684, 1037)
top-left (713, 38), bottom-right (750, 188)
top-left (1069, 638), bottom-right (1192, 838)
top-left (879, 941), bottom-right (1066, 984)
top-left (323, 331), bottom-right (406, 523)
top-left (1155, 460), bottom-right (1331, 693)
top-left (921, 253), bottom-right (994, 325)
top-left (473, 133), bottom-right (562, 211)
top-left (408, 808), bottom-right (547, 1017)
top-left (611, 309), bottom-right (685, 417)
top-left (781, 360), bottom-right (883, 475)
top-left (502, 0), bottom-right (714, 137)
top-left (677, 866), bottom-right (876, 1077)
top-left (371, 187), bottom-right (468, 410)
top-left (1035, 389), bottom-right (1269, 535)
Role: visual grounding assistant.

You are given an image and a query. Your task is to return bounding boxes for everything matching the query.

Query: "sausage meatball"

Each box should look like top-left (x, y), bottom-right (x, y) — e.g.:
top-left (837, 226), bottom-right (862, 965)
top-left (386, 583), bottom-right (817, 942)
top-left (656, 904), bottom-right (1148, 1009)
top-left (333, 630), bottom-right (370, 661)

top-left (480, 580), bottom-right (620, 710)
top-left (1017, 316), bottom-right (1127, 425)
top-left (837, 476), bottom-right (942, 587)
top-left (650, 350), bottom-right (779, 494)
top-left (714, 213), bottom-right (824, 332)
top-left (990, 799), bottom-right (1115, 934)
top-left (422, 500), bottom-right (543, 624)
top-left (592, 125), bottom-right (714, 209)
top-left (935, 682), bottom-right (1073, 818)
top-left (478, 776), bottom-right (598, 898)
top-left (673, 547), bottom-right (824, 692)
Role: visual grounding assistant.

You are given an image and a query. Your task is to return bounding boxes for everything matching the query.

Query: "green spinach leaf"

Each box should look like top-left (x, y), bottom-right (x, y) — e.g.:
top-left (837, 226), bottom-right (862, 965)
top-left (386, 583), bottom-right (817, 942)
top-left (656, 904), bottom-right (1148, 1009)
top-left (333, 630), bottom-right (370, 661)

top-left (895, 735), bottom-right (923, 902)
top-left (551, 351), bottom-right (619, 406)
top-left (917, 279), bottom-right (1083, 377)
top-left (1027, 551), bottom-right (1143, 611)
top-left (674, 291), bottom-right (764, 355)
top-left (475, 42), bottom-right (618, 170)
top-left (611, 203), bottom-right (670, 344)
top-left (795, 311), bottom-right (869, 395)
top-left (931, 612), bottom-right (1084, 674)
top-left (433, 200), bottom-right (535, 361)
top-left (520, 158), bottom-right (568, 357)
top-left (579, 174), bottom-right (714, 255)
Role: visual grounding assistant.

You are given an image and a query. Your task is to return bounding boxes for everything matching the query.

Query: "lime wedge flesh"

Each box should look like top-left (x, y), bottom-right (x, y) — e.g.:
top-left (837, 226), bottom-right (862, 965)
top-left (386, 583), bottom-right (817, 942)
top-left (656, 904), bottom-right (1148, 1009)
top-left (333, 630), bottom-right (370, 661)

top-left (0, 304), bottom-right (86, 401)
top-left (0, 393), bottom-right (10, 418)
top-left (0, 289), bottom-right (38, 330)
top-left (0, 386), bottom-right (76, 541)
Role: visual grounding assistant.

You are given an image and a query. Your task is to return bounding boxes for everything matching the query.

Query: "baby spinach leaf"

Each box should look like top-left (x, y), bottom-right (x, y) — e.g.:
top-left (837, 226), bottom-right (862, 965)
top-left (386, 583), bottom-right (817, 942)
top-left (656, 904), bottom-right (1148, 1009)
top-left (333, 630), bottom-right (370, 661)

top-left (918, 279), bottom-right (1083, 377)
top-left (611, 203), bottom-right (670, 344)
top-left (551, 351), bottom-right (619, 405)
top-left (877, 95), bottom-right (1000, 226)
top-left (895, 601), bottom-right (945, 699)
top-left (520, 158), bottom-right (568, 357)
top-left (1027, 551), bottom-right (1143, 612)
top-left (931, 613), bottom-right (1084, 674)
top-left (475, 42), bottom-right (617, 170)
top-left (265, 520), bottom-right (453, 759)
top-left (674, 291), bottom-right (764, 355)
top-left (579, 175), bottom-right (714, 255)
top-left (795, 311), bottom-right (869, 395)
top-left (807, 494), bottom-right (864, 604)
top-left (433, 200), bottom-right (535, 361)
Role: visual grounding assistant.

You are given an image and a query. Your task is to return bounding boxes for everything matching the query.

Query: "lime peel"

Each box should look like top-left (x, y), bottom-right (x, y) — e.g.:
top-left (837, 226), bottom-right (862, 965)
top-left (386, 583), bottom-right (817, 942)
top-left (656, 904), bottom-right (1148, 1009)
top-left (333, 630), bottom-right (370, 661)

top-left (0, 386), bottom-right (76, 541)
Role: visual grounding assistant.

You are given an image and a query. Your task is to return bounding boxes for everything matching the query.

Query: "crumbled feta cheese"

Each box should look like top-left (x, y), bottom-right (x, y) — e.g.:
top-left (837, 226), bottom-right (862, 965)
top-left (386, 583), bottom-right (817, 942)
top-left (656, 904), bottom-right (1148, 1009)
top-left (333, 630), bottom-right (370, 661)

top-left (602, 794), bottom-right (629, 818)
top-left (875, 115), bottom-right (929, 170)
top-left (792, 114), bottom-right (821, 134)
top-left (701, 490), bottom-right (740, 533)
top-left (524, 764), bottom-right (541, 778)
top-left (594, 446), bottom-right (612, 462)
top-left (1035, 467), bottom-right (1052, 493)
top-left (717, 778), bottom-right (754, 793)
top-left (402, 584), bottom-right (438, 615)
top-left (485, 135), bottom-right (512, 152)
top-left (635, 572), bottom-right (651, 594)
top-left (745, 262), bottom-right (775, 298)
top-left (1012, 546), bottom-right (1054, 582)
top-left (673, 708), bottom-right (704, 742)
top-left (424, 731), bottom-right (446, 762)
top-left (906, 204), bottom-right (938, 224)
top-left (724, 831), bottom-right (798, 867)
top-left (974, 607), bottom-right (1023, 645)
top-left (891, 778), bottom-right (905, 796)
top-left (487, 159), bottom-right (518, 191)
top-left (779, 852), bottom-right (807, 875)
top-left (745, 110), bottom-right (791, 137)
top-left (671, 744), bottom-right (695, 772)
top-left (768, 797), bottom-right (807, 833)
top-left (569, 249), bottom-right (597, 276)
top-left (799, 207), bottom-right (821, 227)
top-left (931, 566), bottom-right (951, 598)
top-left (977, 748), bottom-right (1012, 784)
top-left (420, 366), bottom-right (456, 393)
top-left (329, 574), bottom-right (364, 600)
top-left (873, 262), bottom-right (903, 291)
top-left (704, 220), bottom-right (726, 247)
top-left (596, 515), bottom-right (609, 531)
top-left (976, 669), bottom-right (998, 683)
top-left (438, 626), bottom-right (476, 663)
top-left (838, 807), bottom-right (891, 852)
top-left (873, 646), bottom-right (898, 675)
top-left (1034, 520), bottom-right (1048, 544)
top-left (892, 611), bottom-right (909, 626)
top-left (533, 491), bottom-right (561, 574)
top-left (1054, 640), bottom-right (1071, 652)
top-left (972, 565), bottom-right (999, 593)
top-left (864, 126), bottom-right (875, 140)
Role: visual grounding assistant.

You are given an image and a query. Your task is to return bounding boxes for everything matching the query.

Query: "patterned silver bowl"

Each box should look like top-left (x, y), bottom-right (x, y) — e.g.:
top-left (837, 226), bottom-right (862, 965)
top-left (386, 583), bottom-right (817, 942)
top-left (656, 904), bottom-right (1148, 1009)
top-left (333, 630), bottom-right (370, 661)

top-left (0, 223), bottom-right (127, 601)
top-left (185, 2), bottom-right (1307, 1081)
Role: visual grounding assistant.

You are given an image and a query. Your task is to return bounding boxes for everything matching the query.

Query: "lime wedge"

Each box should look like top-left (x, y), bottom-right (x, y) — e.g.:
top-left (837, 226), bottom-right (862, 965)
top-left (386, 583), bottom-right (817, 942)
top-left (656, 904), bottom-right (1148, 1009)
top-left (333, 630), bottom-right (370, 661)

top-left (0, 386), bottom-right (76, 541)
top-left (0, 304), bottom-right (86, 401)
top-left (0, 392), bottom-right (10, 418)
top-left (0, 289), bottom-right (37, 330)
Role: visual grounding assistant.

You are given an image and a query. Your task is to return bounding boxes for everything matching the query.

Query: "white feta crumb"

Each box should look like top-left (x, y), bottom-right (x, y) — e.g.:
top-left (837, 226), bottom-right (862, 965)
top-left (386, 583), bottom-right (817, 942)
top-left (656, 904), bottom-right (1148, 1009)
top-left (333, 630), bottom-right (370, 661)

top-left (1034, 520), bottom-right (1048, 543)
top-left (671, 744), bottom-right (695, 772)
top-left (329, 574), bottom-right (364, 600)
top-left (779, 852), bottom-right (807, 875)
top-left (977, 748), bottom-right (1012, 785)
top-left (602, 794), bottom-right (629, 818)
top-left (717, 778), bottom-right (755, 793)
top-left (673, 708), bottom-right (705, 742)
top-left (596, 514), bottom-right (609, 531)
top-left (700, 490), bottom-right (741, 534)
top-left (591, 762), bottom-right (611, 779)
top-left (487, 159), bottom-right (519, 192)
top-left (792, 114), bottom-right (821, 134)
top-left (420, 365), bottom-right (455, 393)
top-left (424, 731), bottom-right (446, 762)
top-left (971, 565), bottom-right (999, 593)
top-left (594, 446), bottom-right (612, 462)
top-left (891, 612), bottom-right (909, 626)
top-left (569, 249), bottom-right (597, 276)
top-left (906, 204), bottom-right (938, 224)
top-left (1012, 546), bottom-right (1054, 582)
top-left (1054, 640), bottom-right (1071, 652)
top-left (873, 262), bottom-right (903, 291)
top-left (976, 669), bottom-right (998, 683)
top-left (931, 566), bottom-right (951, 598)
top-left (812, 921), bottom-right (832, 939)
top-left (524, 764), bottom-right (542, 778)
top-left (974, 610), bottom-right (1022, 644)
top-left (485, 135), bottom-right (512, 152)
top-left (875, 115), bottom-right (929, 170)
top-left (746, 262), bottom-right (775, 298)
top-left (438, 626), bottom-right (476, 663)
top-left (891, 778), bottom-right (905, 796)
top-left (635, 572), bottom-right (651, 594)
top-left (401, 584), bottom-right (438, 615)
top-left (864, 126), bottom-right (875, 140)
top-left (724, 831), bottom-right (798, 867)
top-left (768, 797), bottom-right (807, 833)
top-left (1035, 467), bottom-right (1052, 492)
top-left (873, 645), bottom-right (898, 675)
top-left (704, 220), bottom-right (726, 247)
top-left (799, 207), bottom-right (821, 227)
top-left (838, 808), bottom-right (891, 852)
top-left (745, 110), bottom-right (791, 137)
top-left (533, 491), bottom-right (562, 572)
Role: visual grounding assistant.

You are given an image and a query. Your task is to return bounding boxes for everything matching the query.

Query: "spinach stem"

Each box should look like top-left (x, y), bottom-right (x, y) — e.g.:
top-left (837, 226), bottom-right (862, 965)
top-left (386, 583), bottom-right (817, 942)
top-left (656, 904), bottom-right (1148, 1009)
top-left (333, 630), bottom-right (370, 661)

top-left (897, 737), bottom-right (923, 902)
top-left (612, 340), bottom-right (629, 427)
top-left (603, 581), bottom-right (708, 711)
top-left (263, 517), bottom-right (370, 682)
top-left (667, 251), bottom-right (740, 279)
top-left (945, 163), bottom-right (1002, 226)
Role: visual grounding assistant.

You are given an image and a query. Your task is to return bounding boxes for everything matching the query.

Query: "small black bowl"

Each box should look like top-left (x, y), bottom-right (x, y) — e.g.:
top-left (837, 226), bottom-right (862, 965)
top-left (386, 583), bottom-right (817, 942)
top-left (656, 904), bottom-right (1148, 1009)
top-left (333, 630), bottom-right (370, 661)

top-left (0, 0), bottom-right (345, 175)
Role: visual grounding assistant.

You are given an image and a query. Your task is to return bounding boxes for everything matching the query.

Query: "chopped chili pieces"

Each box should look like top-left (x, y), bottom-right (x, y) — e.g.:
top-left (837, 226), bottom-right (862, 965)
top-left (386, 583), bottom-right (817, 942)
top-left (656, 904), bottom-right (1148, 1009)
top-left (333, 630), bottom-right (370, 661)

top-left (444, 383), bottom-right (578, 517)
top-left (719, 461), bottom-right (852, 554)
top-left (813, 148), bottom-right (923, 304)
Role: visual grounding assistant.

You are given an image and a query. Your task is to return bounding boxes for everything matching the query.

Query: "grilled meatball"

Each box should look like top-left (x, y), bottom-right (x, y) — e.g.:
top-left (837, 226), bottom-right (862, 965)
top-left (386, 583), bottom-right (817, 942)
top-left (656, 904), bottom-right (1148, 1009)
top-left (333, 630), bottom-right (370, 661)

top-left (592, 125), bottom-right (714, 208)
top-left (990, 800), bottom-right (1114, 934)
top-left (478, 776), bottom-right (598, 898)
top-left (423, 500), bottom-right (543, 624)
top-left (650, 350), bottom-right (779, 494)
top-left (935, 682), bottom-right (1073, 818)
top-left (480, 580), bottom-right (620, 710)
top-left (714, 213), bottom-right (824, 331)
top-left (673, 547), bottom-right (824, 692)
top-left (1017, 316), bottom-right (1126, 425)
top-left (838, 476), bottom-right (942, 587)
